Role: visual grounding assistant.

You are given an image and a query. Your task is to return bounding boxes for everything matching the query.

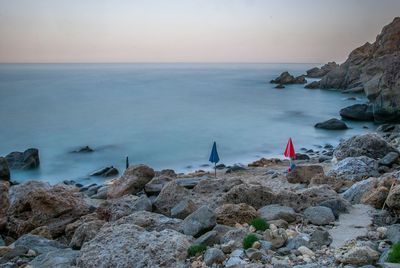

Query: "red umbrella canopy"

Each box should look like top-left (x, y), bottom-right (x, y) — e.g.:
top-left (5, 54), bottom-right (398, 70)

top-left (284, 138), bottom-right (296, 158)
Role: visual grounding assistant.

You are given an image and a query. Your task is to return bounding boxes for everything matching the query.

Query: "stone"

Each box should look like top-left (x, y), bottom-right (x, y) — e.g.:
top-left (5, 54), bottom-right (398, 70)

top-left (77, 224), bottom-right (190, 268)
top-left (327, 156), bottom-right (379, 181)
top-left (5, 148), bottom-right (40, 170)
top-left (153, 181), bottom-right (191, 216)
top-left (215, 203), bottom-right (258, 227)
top-left (225, 165), bottom-right (246, 173)
top-left (0, 157), bottom-right (10, 181)
top-left (248, 158), bottom-right (282, 167)
top-left (194, 230), bottom-right (219, 246)
top-left (298, 246), bottom-right (315, 257)
top-left (72, 146), bottom-right (94, 153)
top-left (315, 118), bottom-right (348, 130)
top-left (286, 235), bottom-right (310, 250)
top-left (319, 198), bottom-right (350, 218)
top-left (361, 186), bottom-right (389, 208)
top-left (171, 199), bottom-right (197, 219)
top-left (275, 84), bottom-right (285, 89)
top-left (305, 81), bottom-right (320, 89)
top-left (386, 185), bottom-right (400, 212)
top-left (69, 220), bottom-right (105, 249)
top-left (303, 206), bottom-right (335, 225)
top-left (30, 226), bottom-right (53, 240)
top-left (270, 71), bottom-right (307, 84)
top-left (342, 177), bottom-right (377, 204)
top-left (182, 206), bottom-right (216, 237)
top-left (263, 228), bottom-right (288, 249)
top-left (0, 181), bottom-right (10, 231)
top-left (91, 185), bottom-right (108, 199)
top-left (29, 248), bottom-right (79, 268)
top-left (372, 210), bottom-right (397, 226)
top-left (309, 229), bottom-right (332, 249)
top-left (112, 211), bottom-right (182, 232)
top-left (258, 204), bottom-right (297, 223)
top-left (306, 62), bottom-right (339, 78)
top-left (12, 234), bottom-right (67, 255)
top-left (89, 166), bottom-right (119, 177)
top-left (220, 228), bottom-right (247, 248)
top-left (386, 224), bottom-right (400, 244)
top-left (334, 134), bottom-right (397, 161)
top-left (204, 248), bottom-right (226, 266)
top-left (379, 152), bottom-right (399, 166)
top-left (245, 248), bottom-right (263, 260)
top-left (107, 165), bottom-right (155, 199)
top-left (335, 246), bottom-right (380, 265)
top-left (97, 194), bottom-right (152, 221)
top-left (286, 165), bottom-right (325, 184)
top-left (340, 104), bottom-right (374, 121)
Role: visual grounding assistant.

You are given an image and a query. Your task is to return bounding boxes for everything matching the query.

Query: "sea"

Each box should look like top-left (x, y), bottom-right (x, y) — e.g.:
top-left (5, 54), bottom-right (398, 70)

top-left (0, 63), bottom-right (375, 184)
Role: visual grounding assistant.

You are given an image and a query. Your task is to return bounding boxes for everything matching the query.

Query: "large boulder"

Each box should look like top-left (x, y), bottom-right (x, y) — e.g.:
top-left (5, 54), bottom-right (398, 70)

top-left (303, 206), bottom-right (335, 225)
top-left (97, 195), bottom-right (152, 221)
top-left (0, 157), bottom-right (10, 181)
top-left (5, 148), bottom-right (40, 170)
top-left (107, 165), bottom-right (155, 199)
top-left (153, 181), bottom-right (192, 216)
top-left (215, 203), bottom-right (258, 227)
top-left (182, 206), bottom-right (216, 237)
top-left (0, 181), bottom-right (9, 230)
top-left (327, 156), bottom-right (379, 181)
top-left (333, 133), bottom-right (397, 161)
top-left (29, 248), bottom-right (79, 268)
top-left (287, 165), bottom-right (325, 184)
top-left (314, 118), bottom-right (348, 130)
top-left (12, 234), bottom-right (67, 255)
top-left (171, 199), bottom-right (198, 219)
top-left (341, 177), bottom-right (377, 204)
top-left (77, 224), bottom-right (191, 268)
top-left (258, 204), bottom-right (297, 223)
top-left (340, 104), bottom-right (374, 121)
top-left (7, 181), bottom-right (91, 238)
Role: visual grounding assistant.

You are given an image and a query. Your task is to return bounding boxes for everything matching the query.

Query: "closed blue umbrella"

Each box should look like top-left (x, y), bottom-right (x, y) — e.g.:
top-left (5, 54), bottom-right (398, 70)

top-left (209, 141), bottom-right (220, 178)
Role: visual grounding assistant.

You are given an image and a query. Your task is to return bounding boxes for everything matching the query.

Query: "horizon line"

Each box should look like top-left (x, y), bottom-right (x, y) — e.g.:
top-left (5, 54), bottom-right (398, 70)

top-left (0, 61), bottom-right (328, 65)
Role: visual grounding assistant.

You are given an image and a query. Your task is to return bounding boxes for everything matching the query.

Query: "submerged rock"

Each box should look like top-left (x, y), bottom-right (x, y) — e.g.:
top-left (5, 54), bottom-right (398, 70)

top-left (5, 148), bottom-right (40, 170)
top-left (314, 118), bottom-right (348, 130)
top-left (72, 146), bottom-right (94, 153)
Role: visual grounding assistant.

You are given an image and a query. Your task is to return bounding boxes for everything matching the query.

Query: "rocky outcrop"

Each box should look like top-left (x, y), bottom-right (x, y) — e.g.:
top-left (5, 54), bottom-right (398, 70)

top-left (270, 72), bottom-right (307, 85)
top-left (314, 118), bottom-right (348, 130)
top-left (5, 148), bottom-right (40, 170)
top-left (0, 157), bottom-right (10, 181)
top-left (340, 104), bottom-right (374, 121)
top-left (306, 62), bottom-right (339, 78)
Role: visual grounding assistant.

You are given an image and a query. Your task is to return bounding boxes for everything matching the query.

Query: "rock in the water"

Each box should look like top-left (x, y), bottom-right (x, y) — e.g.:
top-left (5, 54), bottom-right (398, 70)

top-left (286, 165), bottom-right (325, 184)
top-left (334, 134), bottom-right (397, 161)
top-left (203, 248), bottom-right (226, 266)
top-left (29, 248), bottom-right (79, 268)
top-left (182, 206), bottom-right (216, 237)
top-left (314, 118), bottom-right (348, 130)
top-left (0, 157), bottom-right (10, 181)
top-left (107, 165), bottom-right (155, 199)
top-left (275, 84), bottom-right (285, 89)
top-left (5, 148), bottom-right (40, 170)
top-left (13, 234), bottom-right (67, 255)
top-left (153, 181), bottom-right (191, 216)
top-left (72, 146), bottom-right (94, 153)
top-left (335, 245), bottom-right (380, 265)
top-left (303, 206), bottom-right (335, 225)
top-left (379, 152), bottom-right (399, 166)
top-left (97, 195), bottom-right (152, 221)
top-left (270, 71), bottom-right (307, 84)
top-left (306, 62), bottom-right (339, 78)
top-left (340, 104), bottom-right (374, 121)
top-left (90, 166), bottom-right (119, 177)
top-left (215, 203), bottom-right (258, 227)
top-left (171, 199), bottom-right (198, 220)
top-left (327, 156), bottom-right (379, 181)
top-left (77, 224), bottom-right (190, 268)
top-left (258, 204), bottom-right (297, 223)
top-left (69, 220), bottom-right (105, 249)
top-left (305, 81), bottom-right (320, 89)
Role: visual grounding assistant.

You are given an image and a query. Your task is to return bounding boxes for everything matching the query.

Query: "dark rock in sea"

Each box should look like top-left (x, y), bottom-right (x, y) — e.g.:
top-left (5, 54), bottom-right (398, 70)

top-left (216, 164), bottom-right (226, 170)
top-left (72, 146), bottom-right (94, 153)
top-left (346, 97), bottom-right (357, 100)
top-left (340, 103), bottom-right (374, 121)
top-left (314, 118), bottom-right (348, 130)
top-left (306, 62), bottom-right (339, 78)
top-left (0, 157), bottom-right (10, 181)
top-left (90, 166), bottom-right (119, 177)
top-left (5, 148), bottom-right (40, 170)
top-left (305, 81), bottom-right (320, 89)
top-left (226, 165), bottom-right (246, 173)
top-left (270, 71), bottom-right (307, 85)
top-left (275, 84), bottom-right (285, 89)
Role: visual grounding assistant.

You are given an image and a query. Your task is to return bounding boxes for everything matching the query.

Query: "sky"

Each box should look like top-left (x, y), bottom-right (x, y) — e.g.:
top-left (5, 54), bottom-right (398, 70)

top-left (0, 0), bottom-right (399, 63)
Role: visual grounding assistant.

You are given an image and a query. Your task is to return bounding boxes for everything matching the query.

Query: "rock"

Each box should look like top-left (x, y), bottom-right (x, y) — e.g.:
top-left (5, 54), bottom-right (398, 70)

top-left (270, 72), bottom-right (307, 84)
top-left (107, 165), bottom-right (155, 199)
top-left (0, 157), bottom-right (10, 181)
top-left (29, 248), bottom-right (79, 268)
top-left (204, 248), bottom-right (226, 266)
top-left (286, 235), bottom-right (310, 250)
top-left (171, 199), bottom-right (198, 219)
top-left (176, 177), bottom-right (207, 189)
top-left (258, 204), bottom-right (297, 223)
top-left (314, 118), bottom-right (348, 130)
top-left (7, 182), bottom-right (91, 238)
top-left (97, 195), bottom-right (152, 221)
top-left (309, 229), bottom-right (332, 249)
top-left (275, 84), bottom-right (285, 89)
top-left (286, 165), bottom-right (325, 184)
top-left (319, 198), bottom-right (350, 218)
top-left (77, 223), bottom-right (190, 268)
top-left (30, 226), bottom-right (53, 240)
top-left (263, 227), bottom-right (288, 249)
top-left (328, 156), bottom-right (379, 181)
top-left (219, 183), bottom-right (276, 209)
top-left (91, 185), bottom-right (109, 199)
top-left (305, 81), bottom-right (320, 89)
top-left (248, 158), bottom-right (282, 167)
top-left (153, 181), bottom-right (192, 216)
top-left (72, 146), bottom-right (94, 153)
top-left (245, 248), bottom-right (263, 260)
top-left (269, 219), bottom-right (289, 229)
top-left (298, 246), bottom-right (315, 257)
top-left (0, 181), bottom-right (10, 230)
top-left (361, 186), bottom-right (389, 208)
top-left (13, 234), bottom-right (67, 255)
top-left (215, 203), bottom-right (258, 227)
top-left (182, 206), bottom-right (216, 237)
top-left (303, 206), bottom-right (335, 225)
top-left (225, 165), bottom-right (246, 173)
top-left (335, 245), bottom-right (380, 265)
top-left (379, 152), bottom-right (399, 166)
top-left (220, 228), bottom-right (247, 249)
top-left (386, 224), bottom-right (400, 244)
top-left (224, 249), bottom-right (247, 266)
top-left (340, 104), bottom-right (374, 121)
top-left (69, 220), bottom-right (105, 249)
top-left (386, 185), bottom-right (400, 213)
top-left (113, 211), bottom-right (182, 232)
top-left (334, 133), bottom-right (397, 161)
top-left (5, 148), bottom-right (40, 170)
top-left (371, 210), bottom-right (397, 226)
top-left (194, 230), bottom-right (219, 246)
top-left (90, 166), bottom-right (119, 177)
top-left (295, 153), bottom-right (310, 160)
top-left (144, 175), bottom-right (174, 195)
top-left (306, 62), bottom-right (339, 78)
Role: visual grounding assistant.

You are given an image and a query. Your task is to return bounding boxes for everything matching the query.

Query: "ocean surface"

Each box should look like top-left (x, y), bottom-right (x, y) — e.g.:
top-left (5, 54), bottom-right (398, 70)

top-left (0, 63), bottom-right (374, 184)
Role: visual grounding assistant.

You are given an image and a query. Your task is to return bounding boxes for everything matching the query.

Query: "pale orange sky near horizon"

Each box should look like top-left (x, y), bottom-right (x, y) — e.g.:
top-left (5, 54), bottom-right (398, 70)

top-left (0, 0), bottom-right (399, 63)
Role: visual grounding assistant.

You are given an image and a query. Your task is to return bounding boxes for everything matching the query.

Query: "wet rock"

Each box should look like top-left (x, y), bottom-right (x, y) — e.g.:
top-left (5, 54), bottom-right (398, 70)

top-left (90, 166), bottom-right (119, 177)
top-left (315, 118), bottom-right (348, 130)
top-left (295, 153), bottom-right (310, 160)
top-left (340, 103), bottom-right (374, 121)
top-left (13, 234), bottom-right (67, 255)
top-left (204, 248), bottom-right (226, 266)
top-left (379, 152), bottom-right (399, 166)
top-left (153, 181), bottom-right (191, 216)
top-left (226, 165), bottom-right (246, 173)
top-left (303, 206), bottom-right (335, 225)
top-left (215, 203), bottom-right (258, 227)
top-left (97, 195), bottom-right (152, 221)
top-left (5, 148), bottom-right (40, 170)
top-left (171, 199), bottom-right (198, 219)
top-left (72, 146), bottom-right (94, 153)
top-left (69, 220), bottom-right (105, 249)
top-left (0, 157), bottom-right (10, 181)
top-left (29, 248), bottom-right (79, 268)
top-left (275, 84), bottom-right (285, 89)
top-left (77, 224), bottom-right (190, 268)
top-left (328, 156), bottom-right (379, 181)
top-left (258, 204), bottom-right (297, 223)
top-left (286, 165), bottom-right (325, 184)
top-left (107, 165), bottom-right (155, 199)
top-left (182, 206), bottom-right (216, 237)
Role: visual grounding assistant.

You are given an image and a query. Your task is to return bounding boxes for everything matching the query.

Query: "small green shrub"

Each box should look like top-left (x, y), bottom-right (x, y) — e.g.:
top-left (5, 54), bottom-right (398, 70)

top-left (243, 234), bottom-right (259, 249)
top-left (388, 242), bottom-right (400, 263)
top-left (187, 244), bottom-right (206, 257)
top-left (250, 217), bottom-right (269, 231)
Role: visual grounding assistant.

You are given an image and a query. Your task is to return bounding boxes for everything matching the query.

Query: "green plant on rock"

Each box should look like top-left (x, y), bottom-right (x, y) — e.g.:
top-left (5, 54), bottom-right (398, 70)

top-left (187, 244), bottom-right (207, 257)
top-left (250, 217), bottom-right (269, 231)
top-left (243, 233), bottom-right (259, 249)
top-left (388, 242), bottom-right (400, 263)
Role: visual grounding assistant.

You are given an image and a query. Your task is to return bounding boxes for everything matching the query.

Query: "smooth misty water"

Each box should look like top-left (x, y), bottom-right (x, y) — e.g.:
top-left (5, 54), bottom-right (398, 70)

top-left (0, 63), bottom-right (374, 184)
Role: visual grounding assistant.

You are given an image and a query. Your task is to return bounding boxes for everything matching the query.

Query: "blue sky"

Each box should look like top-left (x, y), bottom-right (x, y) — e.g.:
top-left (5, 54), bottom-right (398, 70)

top-left (0, 0), bottom-right (399, 63)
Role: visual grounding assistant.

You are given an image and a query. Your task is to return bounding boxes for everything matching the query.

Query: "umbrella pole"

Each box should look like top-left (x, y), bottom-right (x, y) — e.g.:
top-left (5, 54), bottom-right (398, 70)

top-left (214, 163), bottom-right (217, 179)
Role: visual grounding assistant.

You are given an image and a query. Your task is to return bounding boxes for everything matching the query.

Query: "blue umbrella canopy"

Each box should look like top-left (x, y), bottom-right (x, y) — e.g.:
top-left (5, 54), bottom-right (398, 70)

top-left (209, 141), bottom-right (220, 164)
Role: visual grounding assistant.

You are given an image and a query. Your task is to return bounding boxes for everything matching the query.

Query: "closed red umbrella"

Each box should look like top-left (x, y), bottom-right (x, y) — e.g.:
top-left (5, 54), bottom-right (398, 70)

top-left (284, 138), bottom-right (296, 171)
